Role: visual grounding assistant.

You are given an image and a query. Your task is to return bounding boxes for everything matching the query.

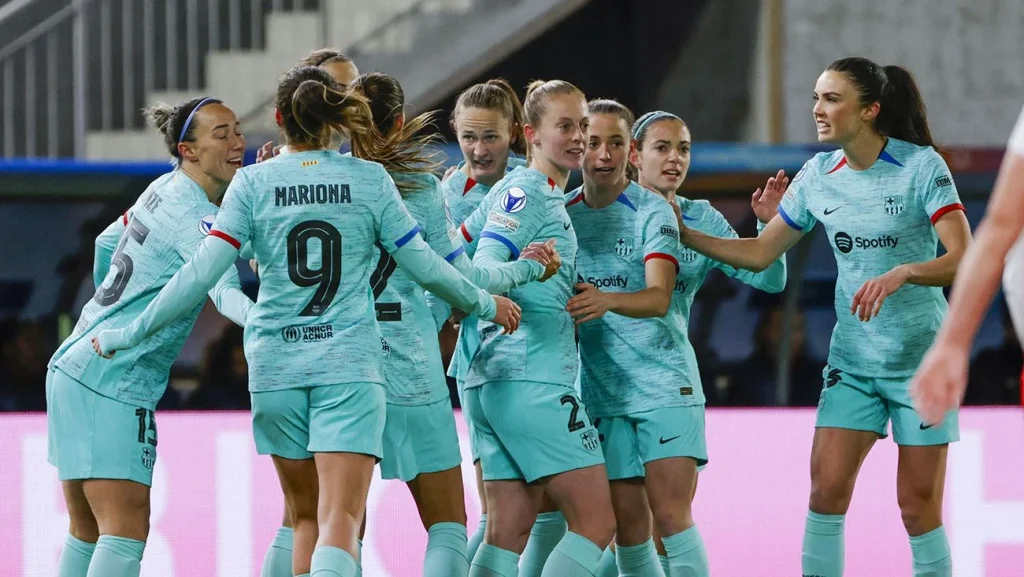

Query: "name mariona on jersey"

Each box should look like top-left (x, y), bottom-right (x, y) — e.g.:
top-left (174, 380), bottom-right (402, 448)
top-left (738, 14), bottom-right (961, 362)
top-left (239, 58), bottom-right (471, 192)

top-left (275, 183), bottom-right (351, 207)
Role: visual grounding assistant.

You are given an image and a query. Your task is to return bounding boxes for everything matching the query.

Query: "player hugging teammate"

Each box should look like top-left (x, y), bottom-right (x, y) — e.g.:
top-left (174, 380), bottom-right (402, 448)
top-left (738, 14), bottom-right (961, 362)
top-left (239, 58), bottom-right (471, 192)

top-left (49, 45), bottom-right (977, 577)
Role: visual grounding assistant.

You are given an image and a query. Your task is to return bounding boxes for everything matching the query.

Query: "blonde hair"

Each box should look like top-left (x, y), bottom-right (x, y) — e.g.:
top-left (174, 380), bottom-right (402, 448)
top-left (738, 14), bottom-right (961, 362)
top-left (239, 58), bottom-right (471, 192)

top-left (523, 79), bottom-right (585, 162)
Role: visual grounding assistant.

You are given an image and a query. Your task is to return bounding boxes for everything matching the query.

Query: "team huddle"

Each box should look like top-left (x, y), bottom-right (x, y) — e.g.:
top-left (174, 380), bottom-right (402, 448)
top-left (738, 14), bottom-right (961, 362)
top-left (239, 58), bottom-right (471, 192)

top-left (44, 48), bottom-right (973, 577)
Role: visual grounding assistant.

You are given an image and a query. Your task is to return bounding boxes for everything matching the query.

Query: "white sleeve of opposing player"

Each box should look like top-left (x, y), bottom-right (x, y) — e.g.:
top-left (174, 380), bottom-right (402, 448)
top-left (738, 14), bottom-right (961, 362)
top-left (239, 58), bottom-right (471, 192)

top-left (1009, 105), bottom-right (1024, 156)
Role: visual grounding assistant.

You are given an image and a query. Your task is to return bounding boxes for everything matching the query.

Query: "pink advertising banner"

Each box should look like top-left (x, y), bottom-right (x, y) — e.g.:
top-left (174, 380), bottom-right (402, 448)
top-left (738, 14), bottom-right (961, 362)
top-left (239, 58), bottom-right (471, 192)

top-left (1, 408), bottom-right (1022, 576)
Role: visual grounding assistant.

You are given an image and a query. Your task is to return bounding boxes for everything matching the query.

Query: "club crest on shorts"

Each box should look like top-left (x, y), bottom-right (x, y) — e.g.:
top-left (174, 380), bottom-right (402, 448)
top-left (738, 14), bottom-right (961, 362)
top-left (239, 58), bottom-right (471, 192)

top-left (198, 214), bottom-right (215, 235)
top-left (883, 195), bottom-right (904, 216)
top-left (614, 237), bottom-right (634, 257)
top-left (141, 446), bottom-right (155, 470)
top-left (581, 429), bottom-right (600, 452)
top-left (500, 187), bottom-right (527, 213)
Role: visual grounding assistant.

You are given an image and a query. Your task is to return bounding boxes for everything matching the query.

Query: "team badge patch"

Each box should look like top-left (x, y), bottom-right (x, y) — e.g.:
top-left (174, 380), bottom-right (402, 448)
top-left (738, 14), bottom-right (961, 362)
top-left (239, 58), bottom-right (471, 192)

top-left (614, 237), bottom-right (634, 257)
top-left (500, 187), bottom-right (527, 213)
top-left (883, 195), bottom-right (905, 217)
top-left (581, 429), bottom-right (600, 452)
top-left (141, 446), bottom-right (155, 470)
top-left (198, 214), bottom-right (216, 235)
top-left (680, 247), bottom-right (699, 263)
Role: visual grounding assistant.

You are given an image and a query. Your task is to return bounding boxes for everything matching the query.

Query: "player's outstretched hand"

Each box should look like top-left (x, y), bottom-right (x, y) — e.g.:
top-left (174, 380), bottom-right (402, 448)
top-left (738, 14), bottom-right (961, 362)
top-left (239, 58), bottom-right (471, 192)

top-left (491, 296), bottom-right (521, 334)
top-left (566, 283), bottom-right (611, 325)
top-left (521, 239), bottom-right (561, 281)
top-left (850, 266), bottom-right (909, 321)
top-left (910, 341), bottom-right (967, 426)
top-left (91, 335), bottom-right (116, 359)
top-left (752, 169), bottom-right (788, 224)
top-left (442, 165), bottom-right (458, 182)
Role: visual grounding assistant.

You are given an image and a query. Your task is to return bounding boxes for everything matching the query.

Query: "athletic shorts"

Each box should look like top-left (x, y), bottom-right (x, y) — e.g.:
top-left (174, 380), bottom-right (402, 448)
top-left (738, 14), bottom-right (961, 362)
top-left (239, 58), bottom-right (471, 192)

top-left (380, 397), bottom-right (462, 482)
top-left (596, 405), bottom-right (708, 481)
top-left (816, 365), bottom-right (959, 445)
top-left (251, 383), bottom-right (386, 460)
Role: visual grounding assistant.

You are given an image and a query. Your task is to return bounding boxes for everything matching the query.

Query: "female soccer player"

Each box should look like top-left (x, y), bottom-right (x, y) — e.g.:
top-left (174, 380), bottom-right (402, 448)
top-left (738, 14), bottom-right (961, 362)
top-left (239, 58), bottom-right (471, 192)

top-left (565, 102), bottom-right (786, 577)
top-left (441, 79), bottom-right (568, 574)
top-left (912, 103), bottom-right (1024, 422)
top-left (94, 66), bottom-right (521, 577)
top-left (458, 79), bottom-right (616, 577)
top-left (676, 58), bottom-right (971, 577)
top-left (349, 71), bottom-right (555, 577)
top-left (48, 96), bottom-right (253, 577)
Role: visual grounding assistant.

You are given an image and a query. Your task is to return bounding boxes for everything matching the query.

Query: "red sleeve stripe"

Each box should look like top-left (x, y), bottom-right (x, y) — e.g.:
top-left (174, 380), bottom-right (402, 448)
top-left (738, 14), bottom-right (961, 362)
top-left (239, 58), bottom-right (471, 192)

top-left (122, 211), bottom-right (129, 225)
top-left (645, 252), bottom-right (679, 269)
top-left (460, 223), bottom-right (473, 242)
top-left (210, 230), bottom-right (241, 249)
top-left (930, 203), bottom-right (965, 224)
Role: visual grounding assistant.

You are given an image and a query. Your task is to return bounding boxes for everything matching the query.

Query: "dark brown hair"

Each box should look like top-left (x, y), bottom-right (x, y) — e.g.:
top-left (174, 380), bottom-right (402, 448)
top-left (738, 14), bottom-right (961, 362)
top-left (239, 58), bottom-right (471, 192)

top-left (827, 57), bottom-right (935, 148)
top-left (276, 66), bottom-right (376, 151)
top-left (588, 99), bottom-right (636, 180)
top-left (349, 72), bottom-right (443, 196)
top-left (299, 48), bottom-right (353, 69)
top-left (144, 97), bottom-right (222, 163)
top-left (451, 78), bottom-right (526, 156)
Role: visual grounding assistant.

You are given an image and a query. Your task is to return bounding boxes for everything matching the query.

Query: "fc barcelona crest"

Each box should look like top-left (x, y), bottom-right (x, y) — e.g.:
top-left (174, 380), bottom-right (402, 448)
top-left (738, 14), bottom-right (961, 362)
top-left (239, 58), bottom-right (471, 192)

top-left (680, 247), bottom-right (699, 263)
top-left (883, 195), bottom-right (905, 216)
top-left (614, 238), bottom-right (634, 257)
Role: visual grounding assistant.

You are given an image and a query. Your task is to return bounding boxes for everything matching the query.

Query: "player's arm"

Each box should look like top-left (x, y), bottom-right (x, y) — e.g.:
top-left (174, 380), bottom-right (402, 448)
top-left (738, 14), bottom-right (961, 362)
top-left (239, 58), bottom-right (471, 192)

top-left (94, 235), bottom-right (240, 354)
top-left (207, 265), bottom-right (252, 327)
top-left (93, 211), bottom-right (129, 289)
top-left (711, 218), bottom-right (788, 294)
top-left (682, 216), bottom-right (802, 273)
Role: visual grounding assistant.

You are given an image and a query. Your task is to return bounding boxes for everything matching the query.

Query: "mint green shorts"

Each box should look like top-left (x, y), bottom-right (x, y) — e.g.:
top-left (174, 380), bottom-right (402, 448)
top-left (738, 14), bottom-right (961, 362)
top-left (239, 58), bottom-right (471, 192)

top-left (456, 379), bottom-right (480, 463)
top-left (816, 365), bottom-right (959, 445)
top-left (380, 397), bottom-right (462, 482)
top-left (46, 368), bottom-right (158, 486)
top-left (596, 405), bottom-right (708, 481)
top-left (251, 383), bottom-right (386, 460)
top-left (463, 381), bottom-right (604, 483)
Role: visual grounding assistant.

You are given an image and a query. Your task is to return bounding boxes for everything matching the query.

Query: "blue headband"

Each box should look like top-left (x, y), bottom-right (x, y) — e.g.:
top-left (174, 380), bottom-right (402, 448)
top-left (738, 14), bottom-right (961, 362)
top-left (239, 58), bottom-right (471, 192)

top-left (632, 111), bottom-right (683, 140)
top-left (177, 97), bottom-right (221, 144)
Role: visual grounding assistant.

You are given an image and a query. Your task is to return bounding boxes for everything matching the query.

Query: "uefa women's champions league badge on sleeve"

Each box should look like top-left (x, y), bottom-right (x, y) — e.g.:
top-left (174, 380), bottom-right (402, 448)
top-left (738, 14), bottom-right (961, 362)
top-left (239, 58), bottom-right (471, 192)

top-left (198, 215), bottom-right (216, 235)
top-left (500, 187), bottom-right (527, 213)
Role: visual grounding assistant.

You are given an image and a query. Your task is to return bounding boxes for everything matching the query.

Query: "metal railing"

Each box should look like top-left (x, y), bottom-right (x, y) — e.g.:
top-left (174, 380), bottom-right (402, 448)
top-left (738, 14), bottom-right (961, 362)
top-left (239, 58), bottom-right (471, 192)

top-left (0, 0), bottom-right (324, 158)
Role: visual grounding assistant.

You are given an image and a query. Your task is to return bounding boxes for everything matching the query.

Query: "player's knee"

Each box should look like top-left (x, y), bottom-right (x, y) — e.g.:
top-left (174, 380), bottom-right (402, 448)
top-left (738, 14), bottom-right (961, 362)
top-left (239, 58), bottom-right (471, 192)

top-left (808, 477), bottom-right (854, 514)
top-left (651, 502), bottom-right (693, 538)
top-left (485, 511), bottom-right (535, 551)
top-left (897, 483), bottom-right (941, 533)
top-left (68, 516), bottom-right (100, 543)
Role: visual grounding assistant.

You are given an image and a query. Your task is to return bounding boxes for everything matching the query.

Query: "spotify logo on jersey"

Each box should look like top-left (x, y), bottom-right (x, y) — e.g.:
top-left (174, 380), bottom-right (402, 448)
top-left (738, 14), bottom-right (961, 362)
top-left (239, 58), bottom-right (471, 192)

top-left (834, 232), bottom-right (854, 254)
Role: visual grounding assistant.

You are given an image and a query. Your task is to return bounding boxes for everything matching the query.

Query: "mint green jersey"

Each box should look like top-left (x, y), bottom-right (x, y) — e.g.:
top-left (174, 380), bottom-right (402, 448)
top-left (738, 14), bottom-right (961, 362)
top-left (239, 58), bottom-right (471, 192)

top-left (566, 182), bottom-right (686, 417)
top-left (50, 171), bottom-right (247, 410)
top-left (212, 150), bottom-right (495, 393)
top-left (464, 167), bottom-right (579, 389)
top-left (778, 138), bottom-right (964, 377)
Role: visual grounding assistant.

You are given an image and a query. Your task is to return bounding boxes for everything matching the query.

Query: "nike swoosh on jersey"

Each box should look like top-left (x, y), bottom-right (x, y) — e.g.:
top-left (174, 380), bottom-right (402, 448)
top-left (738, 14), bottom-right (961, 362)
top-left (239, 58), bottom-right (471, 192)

top-left (659, 435), bottom-right (681, 444)
top-left (823, 206), bottom-right (842, 215)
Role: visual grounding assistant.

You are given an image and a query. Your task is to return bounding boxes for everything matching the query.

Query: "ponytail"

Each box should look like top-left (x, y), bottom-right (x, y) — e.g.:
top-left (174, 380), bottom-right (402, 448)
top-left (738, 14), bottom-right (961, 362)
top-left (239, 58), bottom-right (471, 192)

top-left (350, 72), bottom-right (443, 196)
top-left (278, 66), bottom-right (375, 151)
top-left (827, 57), bottom-right (935, 149)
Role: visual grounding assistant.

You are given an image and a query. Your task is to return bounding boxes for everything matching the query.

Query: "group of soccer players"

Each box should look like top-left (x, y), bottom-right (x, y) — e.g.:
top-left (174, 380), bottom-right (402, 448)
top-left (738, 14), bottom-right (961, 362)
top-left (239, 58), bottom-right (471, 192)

top-left (44, 45), bottom-right (977, 577)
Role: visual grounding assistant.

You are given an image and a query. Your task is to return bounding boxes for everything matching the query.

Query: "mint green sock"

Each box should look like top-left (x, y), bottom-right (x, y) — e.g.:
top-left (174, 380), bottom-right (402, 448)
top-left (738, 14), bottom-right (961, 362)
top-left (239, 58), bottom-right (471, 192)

top-left (662, 526), bottom-right (709, 577)
top-left (470, 543), bottom-right (520, 577)
top-left (58, 534), bottom-right (95, 577)
top-left (658, 555), bottom-right (670, 575)
top-left (910, 526), bottom-right (952, 577)
top-left (311, 545), bottom-right (358, 577)
top-left (261, 526), bottom-right (293, 577)
top-left (468, 514), bottom-right (488, 565)
top-left (540, 531), bottom-right (603, 577)
top-left (617, 538), bottom-right (664, 576)
top-left (520, 511), bottom-right (567, 577)
top-left (802, 511), bottom-right (844, 577)
top-left (355, 540), bottom-right (362, 577)
top-left (595, 546), bottom-right (618, 577)
top-left (424, 522), bottom-right (470, 577)
top-left (85, 536), bottom-right (145, 577)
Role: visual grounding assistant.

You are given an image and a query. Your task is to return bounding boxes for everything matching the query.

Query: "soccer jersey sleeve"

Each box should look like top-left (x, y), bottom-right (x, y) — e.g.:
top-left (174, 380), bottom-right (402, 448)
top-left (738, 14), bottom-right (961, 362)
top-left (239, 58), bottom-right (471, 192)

top-left (208, 170), bottom-right (255, 251)
top-left (93, 213), bottom-right (127, 289)
top-left (706, 205), bottom-right (787, 293)
top-left (475, 184), bottom-right (546, 260)
top-left (641, 200), bottom-right (682, 270)
top-left (916, 150), bottom-right (964, 224)
top-left (778, 158), bottom-right (819, 232)
top-left (95, 236), bottom-right (241, 353)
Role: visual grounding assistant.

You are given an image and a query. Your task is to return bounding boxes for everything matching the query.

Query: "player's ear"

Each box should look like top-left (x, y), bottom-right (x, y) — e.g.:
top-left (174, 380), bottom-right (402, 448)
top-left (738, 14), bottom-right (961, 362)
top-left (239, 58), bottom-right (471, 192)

top-left (177, 141), bottom-right (197, 163)
top-left (523, 124), bottom-right (539, 148)
top-left (628, 141), bottom-right (640, 171)
top-left (861, 101), bottom-right (881, 126)
top-left (274, 108), bottom-right (284, 129)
